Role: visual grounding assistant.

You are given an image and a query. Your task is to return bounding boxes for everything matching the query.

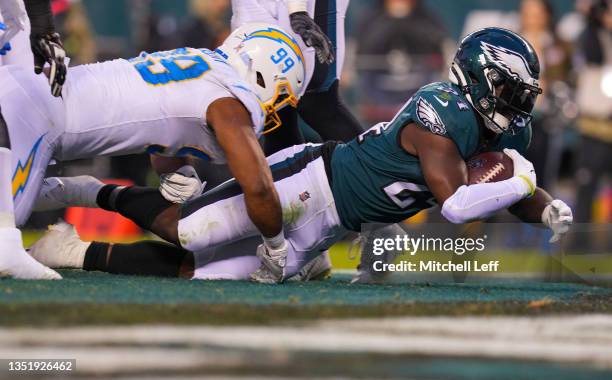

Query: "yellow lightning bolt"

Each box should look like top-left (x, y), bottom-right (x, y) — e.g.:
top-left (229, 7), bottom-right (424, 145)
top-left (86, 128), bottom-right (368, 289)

top-left (12, 136), bottom-right (44, 199)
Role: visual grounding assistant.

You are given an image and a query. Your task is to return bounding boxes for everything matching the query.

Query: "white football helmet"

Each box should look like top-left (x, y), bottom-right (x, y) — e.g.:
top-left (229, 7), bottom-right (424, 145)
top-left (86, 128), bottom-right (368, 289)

top-left (216, 23), bottom-right (306, 133)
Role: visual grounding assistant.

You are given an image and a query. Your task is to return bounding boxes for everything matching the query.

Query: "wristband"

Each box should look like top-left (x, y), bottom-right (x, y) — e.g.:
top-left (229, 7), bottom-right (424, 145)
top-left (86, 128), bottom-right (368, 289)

top-left (517, 175), bottom-right (535, 197)
top-left (288, 0), bottom-right (308, 14)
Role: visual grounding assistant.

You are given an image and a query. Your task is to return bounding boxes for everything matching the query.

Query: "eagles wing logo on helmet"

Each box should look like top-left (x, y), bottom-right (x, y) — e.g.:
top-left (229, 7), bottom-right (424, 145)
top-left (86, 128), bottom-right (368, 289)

top-left (480, 41), bottom-right (535, 82)
top-left (416, 97), bottom-right (446, 135)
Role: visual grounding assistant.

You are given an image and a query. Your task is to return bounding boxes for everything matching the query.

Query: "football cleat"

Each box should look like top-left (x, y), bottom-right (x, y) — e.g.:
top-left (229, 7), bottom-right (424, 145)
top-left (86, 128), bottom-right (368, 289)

top-left (29, 222), bottom-right (89, 269)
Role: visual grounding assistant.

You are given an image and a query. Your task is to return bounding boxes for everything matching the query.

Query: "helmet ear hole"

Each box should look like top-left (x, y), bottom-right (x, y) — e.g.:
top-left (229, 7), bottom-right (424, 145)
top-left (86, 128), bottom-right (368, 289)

top-left (256, 71), bottom-right (266, 88)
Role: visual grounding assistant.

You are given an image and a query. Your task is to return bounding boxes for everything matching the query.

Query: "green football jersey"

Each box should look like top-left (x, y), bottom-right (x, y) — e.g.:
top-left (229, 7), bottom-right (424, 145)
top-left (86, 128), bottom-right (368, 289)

top-left (330, 81), bottom-right (532, 231)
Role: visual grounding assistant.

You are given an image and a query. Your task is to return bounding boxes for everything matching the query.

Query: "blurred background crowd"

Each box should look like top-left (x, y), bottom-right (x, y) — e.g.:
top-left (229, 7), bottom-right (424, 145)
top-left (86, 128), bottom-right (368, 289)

top-left (33, 0), bottom-right (611, 232)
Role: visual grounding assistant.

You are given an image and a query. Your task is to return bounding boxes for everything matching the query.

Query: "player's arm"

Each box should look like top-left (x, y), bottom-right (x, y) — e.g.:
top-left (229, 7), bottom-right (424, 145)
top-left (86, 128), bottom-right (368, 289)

top-left (400, 123), bottom-right (535, 223)
top-left (23, 0), bottom-right (66, 97)
top-left (509, 187), bottom-right (573, 243)
top-left (207, 97), bottom-right (284, 239)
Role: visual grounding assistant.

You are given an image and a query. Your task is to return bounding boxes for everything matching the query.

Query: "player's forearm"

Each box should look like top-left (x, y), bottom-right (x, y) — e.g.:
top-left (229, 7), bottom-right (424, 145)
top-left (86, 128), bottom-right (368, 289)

top-left (23, 0), bottom-right (55, 36)
top-left (441, 177), bottom-right (531, 224)
top-left (244, 186), bottom-right (283, 237)
top-left (508, 187), bottom-right (553, 225)
top-left (227, 143), bottom-right (282, 237)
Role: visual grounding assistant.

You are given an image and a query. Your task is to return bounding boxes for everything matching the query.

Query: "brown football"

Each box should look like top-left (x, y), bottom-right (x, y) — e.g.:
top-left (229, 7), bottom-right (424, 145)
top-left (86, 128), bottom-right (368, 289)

top-left (466, 151), bottom-right (514, 185)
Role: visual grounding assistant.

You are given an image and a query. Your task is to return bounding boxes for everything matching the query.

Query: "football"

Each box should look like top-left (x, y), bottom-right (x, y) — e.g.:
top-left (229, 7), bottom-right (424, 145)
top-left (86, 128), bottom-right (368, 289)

top-left (466, 151), bottom-right (514, 184)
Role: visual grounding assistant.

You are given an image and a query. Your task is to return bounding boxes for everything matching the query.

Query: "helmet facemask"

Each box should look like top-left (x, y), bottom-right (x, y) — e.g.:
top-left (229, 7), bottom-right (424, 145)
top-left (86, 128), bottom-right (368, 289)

top-left (478, 66), bottom-right (542, 134)
top-left (261, 79), bottom-right (299, 134)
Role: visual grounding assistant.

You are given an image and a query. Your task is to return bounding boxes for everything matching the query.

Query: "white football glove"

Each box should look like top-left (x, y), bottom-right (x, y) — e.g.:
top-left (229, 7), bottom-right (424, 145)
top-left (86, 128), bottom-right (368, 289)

top-left (250, 240), bottom-right (289, 284)
top-left (503, 148), bottom-right (536, 197)
top-left (542, 199), bottom-right (573, 243)
top-left (159, 165), bottom-right (205, 204)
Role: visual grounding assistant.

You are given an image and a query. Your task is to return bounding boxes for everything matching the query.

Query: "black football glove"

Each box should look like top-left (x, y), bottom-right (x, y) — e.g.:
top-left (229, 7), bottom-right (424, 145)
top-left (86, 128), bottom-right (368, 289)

top-left (30, 32), bottom-right (66, 97)
top-left (289, 11), bottom-right (335, 65)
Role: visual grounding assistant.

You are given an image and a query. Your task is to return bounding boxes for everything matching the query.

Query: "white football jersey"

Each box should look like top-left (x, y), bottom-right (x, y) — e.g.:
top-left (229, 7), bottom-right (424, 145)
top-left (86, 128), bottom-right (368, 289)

top-left (56, 48), bottom-right (265, 164)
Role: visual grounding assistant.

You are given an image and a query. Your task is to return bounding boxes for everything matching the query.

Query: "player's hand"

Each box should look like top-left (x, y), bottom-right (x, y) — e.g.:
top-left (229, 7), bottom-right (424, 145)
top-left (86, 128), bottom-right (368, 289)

top-left (251, 240), bottom-right (289, 283)
top-left (0, 42), bottom-right (10, 55)
top-left (0, 21), bottom-right (12, 56)
top-left (503, 148), bottom-right (536, 197)
top-left (289, 11), bottom-right (335, 64)
top-left (542, 199), bottom-right (573, 243)
top-left (159, 165), bottom-right (205, 204)
top-left (30, 32), bottom-right (66, 97)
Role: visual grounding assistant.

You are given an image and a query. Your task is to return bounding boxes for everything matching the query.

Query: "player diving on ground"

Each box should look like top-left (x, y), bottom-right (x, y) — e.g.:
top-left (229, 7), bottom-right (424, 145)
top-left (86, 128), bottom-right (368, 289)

top-left (31, 28), bottom-right (573, 283)
top-left (0, 23), bottom-right (305, 280)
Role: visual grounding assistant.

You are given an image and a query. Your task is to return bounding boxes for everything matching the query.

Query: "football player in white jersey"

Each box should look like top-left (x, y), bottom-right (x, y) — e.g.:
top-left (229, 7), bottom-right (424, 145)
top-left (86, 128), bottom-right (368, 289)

top-left (0, 0), bottom-right (67, 279)
top-left (1, 23), bottom-right (304, 279)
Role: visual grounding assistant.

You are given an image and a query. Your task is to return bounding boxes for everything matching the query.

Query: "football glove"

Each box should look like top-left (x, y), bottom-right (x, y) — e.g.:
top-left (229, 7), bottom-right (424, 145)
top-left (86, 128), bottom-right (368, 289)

top-left (159, 165), bottom-right (205, 204)
top-left (0, 42), bottom-right (10, 56)
top-left (250, 240), bottom-right (289, 283)
top-left (503, 148), bottom-right (536, 197)
top-left (289, 11), bottom-right (335, 64)
top-left (542, 199), bottom-right (573, 243)
top-left (30, 32), bottom-right (66, 97)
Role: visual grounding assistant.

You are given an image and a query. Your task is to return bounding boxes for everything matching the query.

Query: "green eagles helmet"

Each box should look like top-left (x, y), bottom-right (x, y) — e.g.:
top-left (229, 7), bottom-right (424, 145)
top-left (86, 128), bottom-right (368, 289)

top-left (449, 27), bottom-right (543, 134)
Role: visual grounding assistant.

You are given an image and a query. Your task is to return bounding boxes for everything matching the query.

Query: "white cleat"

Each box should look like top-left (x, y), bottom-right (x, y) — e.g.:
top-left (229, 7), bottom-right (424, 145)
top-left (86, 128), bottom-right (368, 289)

top-left (29, 222), bottom-right (89, 269)
top-left (34, 176), bottom-right (105, 211)
top-left (0, 228), bottom-right (61, 280)
top-left (290, 251), bottom-right (332, 282)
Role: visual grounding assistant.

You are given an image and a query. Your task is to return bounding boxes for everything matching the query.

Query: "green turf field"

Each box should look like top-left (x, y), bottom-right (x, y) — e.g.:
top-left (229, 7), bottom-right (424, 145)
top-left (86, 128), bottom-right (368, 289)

top-left (3, 233), bottom-right (612, 379)
top-left (1, 271), bottom-right (611, 326)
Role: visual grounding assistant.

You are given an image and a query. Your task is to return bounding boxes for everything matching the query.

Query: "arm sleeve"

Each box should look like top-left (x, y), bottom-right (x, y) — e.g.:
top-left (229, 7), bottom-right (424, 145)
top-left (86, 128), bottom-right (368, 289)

top-left (23, 0), bottom-right (55, 36)
top-left (441, 177), bottom-right (530, 224)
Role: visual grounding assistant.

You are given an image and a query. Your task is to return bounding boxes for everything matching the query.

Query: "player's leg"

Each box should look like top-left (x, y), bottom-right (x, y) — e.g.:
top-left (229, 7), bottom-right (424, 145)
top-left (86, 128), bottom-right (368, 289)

top-left (298, 0), bottom-right (363, 142)
top-left (30, 223), bottom-right (193, 278)
top-left (0, 67), bottom-right (60, 279)
top-left (31, 222), bottom-right (332, 281)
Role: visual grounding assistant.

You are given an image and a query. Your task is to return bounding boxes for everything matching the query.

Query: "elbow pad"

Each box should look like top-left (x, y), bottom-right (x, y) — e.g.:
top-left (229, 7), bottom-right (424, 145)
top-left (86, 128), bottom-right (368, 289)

top-left (441, 177), bottom-right (528, 224)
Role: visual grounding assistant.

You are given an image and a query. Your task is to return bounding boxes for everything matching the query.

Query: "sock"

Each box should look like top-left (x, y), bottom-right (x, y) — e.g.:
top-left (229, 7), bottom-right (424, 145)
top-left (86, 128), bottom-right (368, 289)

top-left (0, 148), bottom-right (15, 228)
top-left (97, 185), bottom-right (173, 231)
top-left (83, 241), bottom-right (189, 277)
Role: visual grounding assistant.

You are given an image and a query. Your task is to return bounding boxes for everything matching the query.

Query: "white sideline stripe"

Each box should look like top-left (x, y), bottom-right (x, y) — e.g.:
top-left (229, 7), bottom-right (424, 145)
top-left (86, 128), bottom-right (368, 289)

top-left (1, 315), bottom-right (612, 371)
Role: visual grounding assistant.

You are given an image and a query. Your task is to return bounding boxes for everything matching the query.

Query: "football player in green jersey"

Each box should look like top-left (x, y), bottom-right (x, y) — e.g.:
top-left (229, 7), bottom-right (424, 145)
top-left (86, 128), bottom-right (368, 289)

top-left (31, 28), bottom-right (572, 283)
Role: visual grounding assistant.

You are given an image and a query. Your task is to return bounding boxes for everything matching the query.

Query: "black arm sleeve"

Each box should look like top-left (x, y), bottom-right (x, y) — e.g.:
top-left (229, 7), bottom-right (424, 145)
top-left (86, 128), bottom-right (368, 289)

top-left (24, 0), bottom-right (55, 36)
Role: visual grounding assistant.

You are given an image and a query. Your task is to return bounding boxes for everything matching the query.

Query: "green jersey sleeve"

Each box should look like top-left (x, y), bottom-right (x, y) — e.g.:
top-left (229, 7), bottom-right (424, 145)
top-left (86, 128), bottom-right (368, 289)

top-left (408, 82), bottom-right (482, 159)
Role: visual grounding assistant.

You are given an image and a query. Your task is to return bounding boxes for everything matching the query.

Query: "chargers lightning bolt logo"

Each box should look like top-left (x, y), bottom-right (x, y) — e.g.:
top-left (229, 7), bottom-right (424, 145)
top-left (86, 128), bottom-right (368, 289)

top-left (245, 28), bottom-right (305, 63)
top-left (12, 136), bottom-right (44, 199)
